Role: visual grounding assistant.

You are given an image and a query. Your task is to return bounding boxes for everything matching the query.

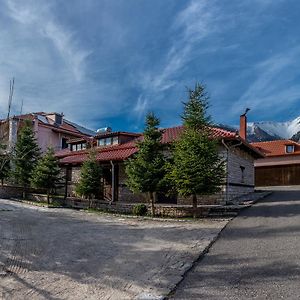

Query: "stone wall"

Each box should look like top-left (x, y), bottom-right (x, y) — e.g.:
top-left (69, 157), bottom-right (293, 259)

top-left (66, 166), bottom-right (81, 197)
top-left (154, 205), bottom-right (211, 218)
top-left (0, 185), bottom-right (46, 199)
top-left (60, 144), bottom-right (256, 205)
top-left (118, 163), bottom-right (148, 203)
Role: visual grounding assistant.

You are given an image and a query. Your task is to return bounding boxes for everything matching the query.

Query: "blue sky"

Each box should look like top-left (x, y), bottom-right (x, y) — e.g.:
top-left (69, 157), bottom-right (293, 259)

top-left (1, 0), bottom-right (300, 131)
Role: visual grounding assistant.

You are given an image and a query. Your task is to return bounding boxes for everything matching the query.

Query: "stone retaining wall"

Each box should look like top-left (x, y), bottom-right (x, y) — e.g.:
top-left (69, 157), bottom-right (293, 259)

top-left (0, 185), bottom-right (46, 199)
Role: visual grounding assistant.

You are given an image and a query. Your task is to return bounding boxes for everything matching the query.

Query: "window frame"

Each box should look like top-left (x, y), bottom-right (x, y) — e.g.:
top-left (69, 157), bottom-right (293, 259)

top-left (285, 145), bottom-right (295, 153)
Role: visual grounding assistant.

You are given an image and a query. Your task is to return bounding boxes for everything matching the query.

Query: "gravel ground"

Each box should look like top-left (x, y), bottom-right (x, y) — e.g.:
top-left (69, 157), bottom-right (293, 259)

top-left (0, 199), bottom-right (228, 300)
top-left (170, 190), bottom-right (300, 299)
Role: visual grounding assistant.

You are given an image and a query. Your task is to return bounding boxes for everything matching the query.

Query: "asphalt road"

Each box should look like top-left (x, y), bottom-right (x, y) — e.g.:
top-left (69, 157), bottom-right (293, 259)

top-left (0, 199), bottom-right (227, 300)
top-left (170, 190), bottom-right (300, 299)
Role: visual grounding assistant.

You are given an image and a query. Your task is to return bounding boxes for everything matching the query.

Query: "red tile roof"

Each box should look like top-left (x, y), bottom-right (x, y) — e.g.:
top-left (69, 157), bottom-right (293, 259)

top-left (57, 125), bottom-right (240, 164)
top-left (251, 140), bottom-right (300, 157)
top-left (59, 142), bottom-right (137, 164)
top-left (161, 125), bottom-right (236, 143)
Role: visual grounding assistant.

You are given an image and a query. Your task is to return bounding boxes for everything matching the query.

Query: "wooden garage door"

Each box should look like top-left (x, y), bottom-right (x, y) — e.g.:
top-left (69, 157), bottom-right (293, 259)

top-left (255, 164), bottom-right (300, 186)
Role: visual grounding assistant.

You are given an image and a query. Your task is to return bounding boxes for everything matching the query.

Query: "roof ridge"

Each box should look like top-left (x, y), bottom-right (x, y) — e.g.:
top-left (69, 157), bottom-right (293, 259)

top-left (251, 139), bottom-right (297, 144)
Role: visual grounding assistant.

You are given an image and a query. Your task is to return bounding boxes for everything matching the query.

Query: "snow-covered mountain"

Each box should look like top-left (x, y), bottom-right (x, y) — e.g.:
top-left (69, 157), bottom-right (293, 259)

top-left (246, 117), bottom-right (300, 142)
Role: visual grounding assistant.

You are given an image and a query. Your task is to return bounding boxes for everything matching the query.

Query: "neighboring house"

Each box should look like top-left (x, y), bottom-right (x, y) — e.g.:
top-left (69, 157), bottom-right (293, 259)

top-left (56, 115), bottom-right (263, 205)
top-left (0, 112), bottom-right (95, 153)
top-left (252, 139), bottom-right (300, 186)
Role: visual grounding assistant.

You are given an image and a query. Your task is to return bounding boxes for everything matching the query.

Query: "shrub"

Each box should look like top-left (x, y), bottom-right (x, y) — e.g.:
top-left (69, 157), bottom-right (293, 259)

top-left (132, 204), bottom-right (148, 216)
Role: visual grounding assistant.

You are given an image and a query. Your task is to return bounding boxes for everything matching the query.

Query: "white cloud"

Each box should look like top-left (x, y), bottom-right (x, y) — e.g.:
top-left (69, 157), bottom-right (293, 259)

top-left (5, 0), bottom-right (90, 81)
top-left (133, 95), bottom-right (148, 120)
top-left (232, 47), bottom-right (300, 116)
top-left (135, 0), bottom-right (220, 121)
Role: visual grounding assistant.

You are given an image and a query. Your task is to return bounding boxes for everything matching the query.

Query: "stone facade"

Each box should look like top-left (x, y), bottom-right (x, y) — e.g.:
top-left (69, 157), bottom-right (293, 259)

top-left (61, 143), bottom-right (256, 205)
top-left (64, 166), bottom-right (81, 197)
top-left (118, 163), bottom-right (148, 203)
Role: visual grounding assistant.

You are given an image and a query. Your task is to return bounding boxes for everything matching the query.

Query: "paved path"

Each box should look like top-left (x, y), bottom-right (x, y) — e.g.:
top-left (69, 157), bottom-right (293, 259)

top-left (0, 199), bottom-right (228, 300)
top-left (170, 191), bottom-right (300, 299)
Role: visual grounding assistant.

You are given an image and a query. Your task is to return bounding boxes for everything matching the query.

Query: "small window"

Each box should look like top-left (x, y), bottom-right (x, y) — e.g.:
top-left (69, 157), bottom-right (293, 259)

top-left (98, 139), bottom-right (105, 146)
top-left (106, 137), bottom-right (112, 145)
top-left (286, 145), bottom-right (294, 153)
top-left (77, 144), bottom-right (82, 151)
top-left (112, 136), bottom-right (119, 145)
top-left (62, 138), bottom-right (68, 149)
top-left (66, 168), bottom-right (72, 181)
top-left (240, 166), bottom-right (245, 183)
top-left (82, 143), bottom-right (86, 150)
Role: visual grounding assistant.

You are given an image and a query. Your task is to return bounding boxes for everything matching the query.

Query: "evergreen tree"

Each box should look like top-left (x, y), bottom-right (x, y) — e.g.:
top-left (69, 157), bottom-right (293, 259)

top-left (75, 150), bottom-right (102, 203)
top-left (170, 83), bottom-right (225, 217)
top-left (13, 120), bottom-right (40, 197)
top-left (125, 112), bottom-right (166, 216)
top-left (31, 147), bottom-right (62, 204)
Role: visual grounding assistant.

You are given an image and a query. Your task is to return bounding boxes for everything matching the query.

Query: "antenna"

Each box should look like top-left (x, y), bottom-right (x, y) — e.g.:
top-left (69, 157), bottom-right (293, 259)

top-left (7, 78), bottom-right (15, 120)
top-left (19, 98), bottom-right (24, 115)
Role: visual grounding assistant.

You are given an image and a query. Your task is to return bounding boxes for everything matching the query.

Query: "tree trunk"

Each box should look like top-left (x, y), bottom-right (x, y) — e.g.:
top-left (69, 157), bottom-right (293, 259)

top-left (149, 192), bottom-right (155, 217)
top-left (1, 178), bottom-right (3, 186)
top-left (47, 190), bottom-right (50, 206)
top-left (192, 194), bottom-right (197, 219)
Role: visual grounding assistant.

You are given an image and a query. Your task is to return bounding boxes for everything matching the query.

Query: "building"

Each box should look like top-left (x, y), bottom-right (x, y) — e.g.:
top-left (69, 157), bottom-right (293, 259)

top-left (0, 112), bottom-right (95, 153)
top-left (251, 139), bottom-right (300, 186)
top-left (56, 116), bottom-right (263, 205)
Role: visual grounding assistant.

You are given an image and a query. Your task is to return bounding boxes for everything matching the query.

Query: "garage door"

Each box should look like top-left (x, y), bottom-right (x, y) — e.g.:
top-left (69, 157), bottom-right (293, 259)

top-left (255, 164), bottom-right (300, 186)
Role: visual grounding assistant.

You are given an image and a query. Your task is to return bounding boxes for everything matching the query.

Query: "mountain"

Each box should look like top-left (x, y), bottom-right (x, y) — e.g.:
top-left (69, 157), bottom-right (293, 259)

top-left (246, 117), bottom-right (300, 142)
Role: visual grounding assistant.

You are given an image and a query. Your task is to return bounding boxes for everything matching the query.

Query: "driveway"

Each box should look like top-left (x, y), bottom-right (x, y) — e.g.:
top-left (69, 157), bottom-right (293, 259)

top-left (0, 199), bottom-right (228, 300)
top-left (170, 190), bottom-right (300, 299)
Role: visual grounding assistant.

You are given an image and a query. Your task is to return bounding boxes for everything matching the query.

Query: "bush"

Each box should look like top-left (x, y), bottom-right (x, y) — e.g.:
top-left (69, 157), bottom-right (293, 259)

top-left (132, 204), bottom-right (148, 216)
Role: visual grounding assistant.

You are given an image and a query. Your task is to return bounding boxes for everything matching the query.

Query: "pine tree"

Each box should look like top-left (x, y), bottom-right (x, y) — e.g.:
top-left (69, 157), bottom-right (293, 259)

top-left (125, 112), bottom-right (167, 216)
top-left (75, 150), bottom-right (102, 203)
top-left (13, 120), bottom-right (40, 197)
top-left (31, 147), bottom-right (62, 204)
top-left (170, 83), bottom-right (225, 217)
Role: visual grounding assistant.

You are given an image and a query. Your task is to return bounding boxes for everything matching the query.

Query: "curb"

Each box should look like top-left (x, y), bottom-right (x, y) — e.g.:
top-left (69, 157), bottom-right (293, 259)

top-left (164, 219), bottom-right (231, 300)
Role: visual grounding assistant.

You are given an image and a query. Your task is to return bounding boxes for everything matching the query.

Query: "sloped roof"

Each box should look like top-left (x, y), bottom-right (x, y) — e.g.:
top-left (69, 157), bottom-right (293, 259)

top-left (161, 125), bottom-right (236, 143)
top-left (59, 141), bottom-right (137, 164)
top-left (57, 125), bottom-right (260, 164)
top-left (5, 112), bottom-right (95, 137)
top-left (251, 140), bottom-right (300, 157)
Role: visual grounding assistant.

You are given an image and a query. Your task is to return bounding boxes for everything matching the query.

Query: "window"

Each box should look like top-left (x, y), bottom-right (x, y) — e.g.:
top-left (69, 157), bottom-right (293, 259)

top-left (286, 145), bottom-right (294, 153)
top-left (240, 166), bottom-right (245, 183)
top-left (112, 136), bottom-right (119, 145)
top-left (61, 138), bottom-right (68, 149)
top-left (70, 143), bottom-right (86, 151)
top-left (98, 137), bottom-right (116, 146)
top-left (66, 167), bottom-right (72, 181)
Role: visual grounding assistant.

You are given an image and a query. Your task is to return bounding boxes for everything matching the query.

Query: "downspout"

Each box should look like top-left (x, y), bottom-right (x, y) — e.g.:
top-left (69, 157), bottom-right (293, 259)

top-left (110, 160), bottom-right (115, 203)
top-left (222, 139), bottom-right (230, 204)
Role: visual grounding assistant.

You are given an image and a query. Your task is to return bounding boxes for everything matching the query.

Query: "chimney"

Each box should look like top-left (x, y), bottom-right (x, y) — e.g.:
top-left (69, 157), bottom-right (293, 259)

top-left (239, 108), bottom-right (250, 140)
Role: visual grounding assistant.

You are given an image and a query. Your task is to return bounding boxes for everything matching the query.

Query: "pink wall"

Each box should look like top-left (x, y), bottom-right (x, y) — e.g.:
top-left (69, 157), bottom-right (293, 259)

top-left (35, 124), bottom-right (76, 153)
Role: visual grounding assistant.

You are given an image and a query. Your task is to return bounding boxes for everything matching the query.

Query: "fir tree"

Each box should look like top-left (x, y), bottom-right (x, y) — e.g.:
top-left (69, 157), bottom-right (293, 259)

top-left (13, 120), bottom-right (40, 197)
top-left (31, 147), bottom-right (62, 204)
top-left (125, 112), bottom-right (167, 216)
top-left (170, 83), bottom-right (225, 217)
top-left (75, 150), bottom-right (102, 203)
